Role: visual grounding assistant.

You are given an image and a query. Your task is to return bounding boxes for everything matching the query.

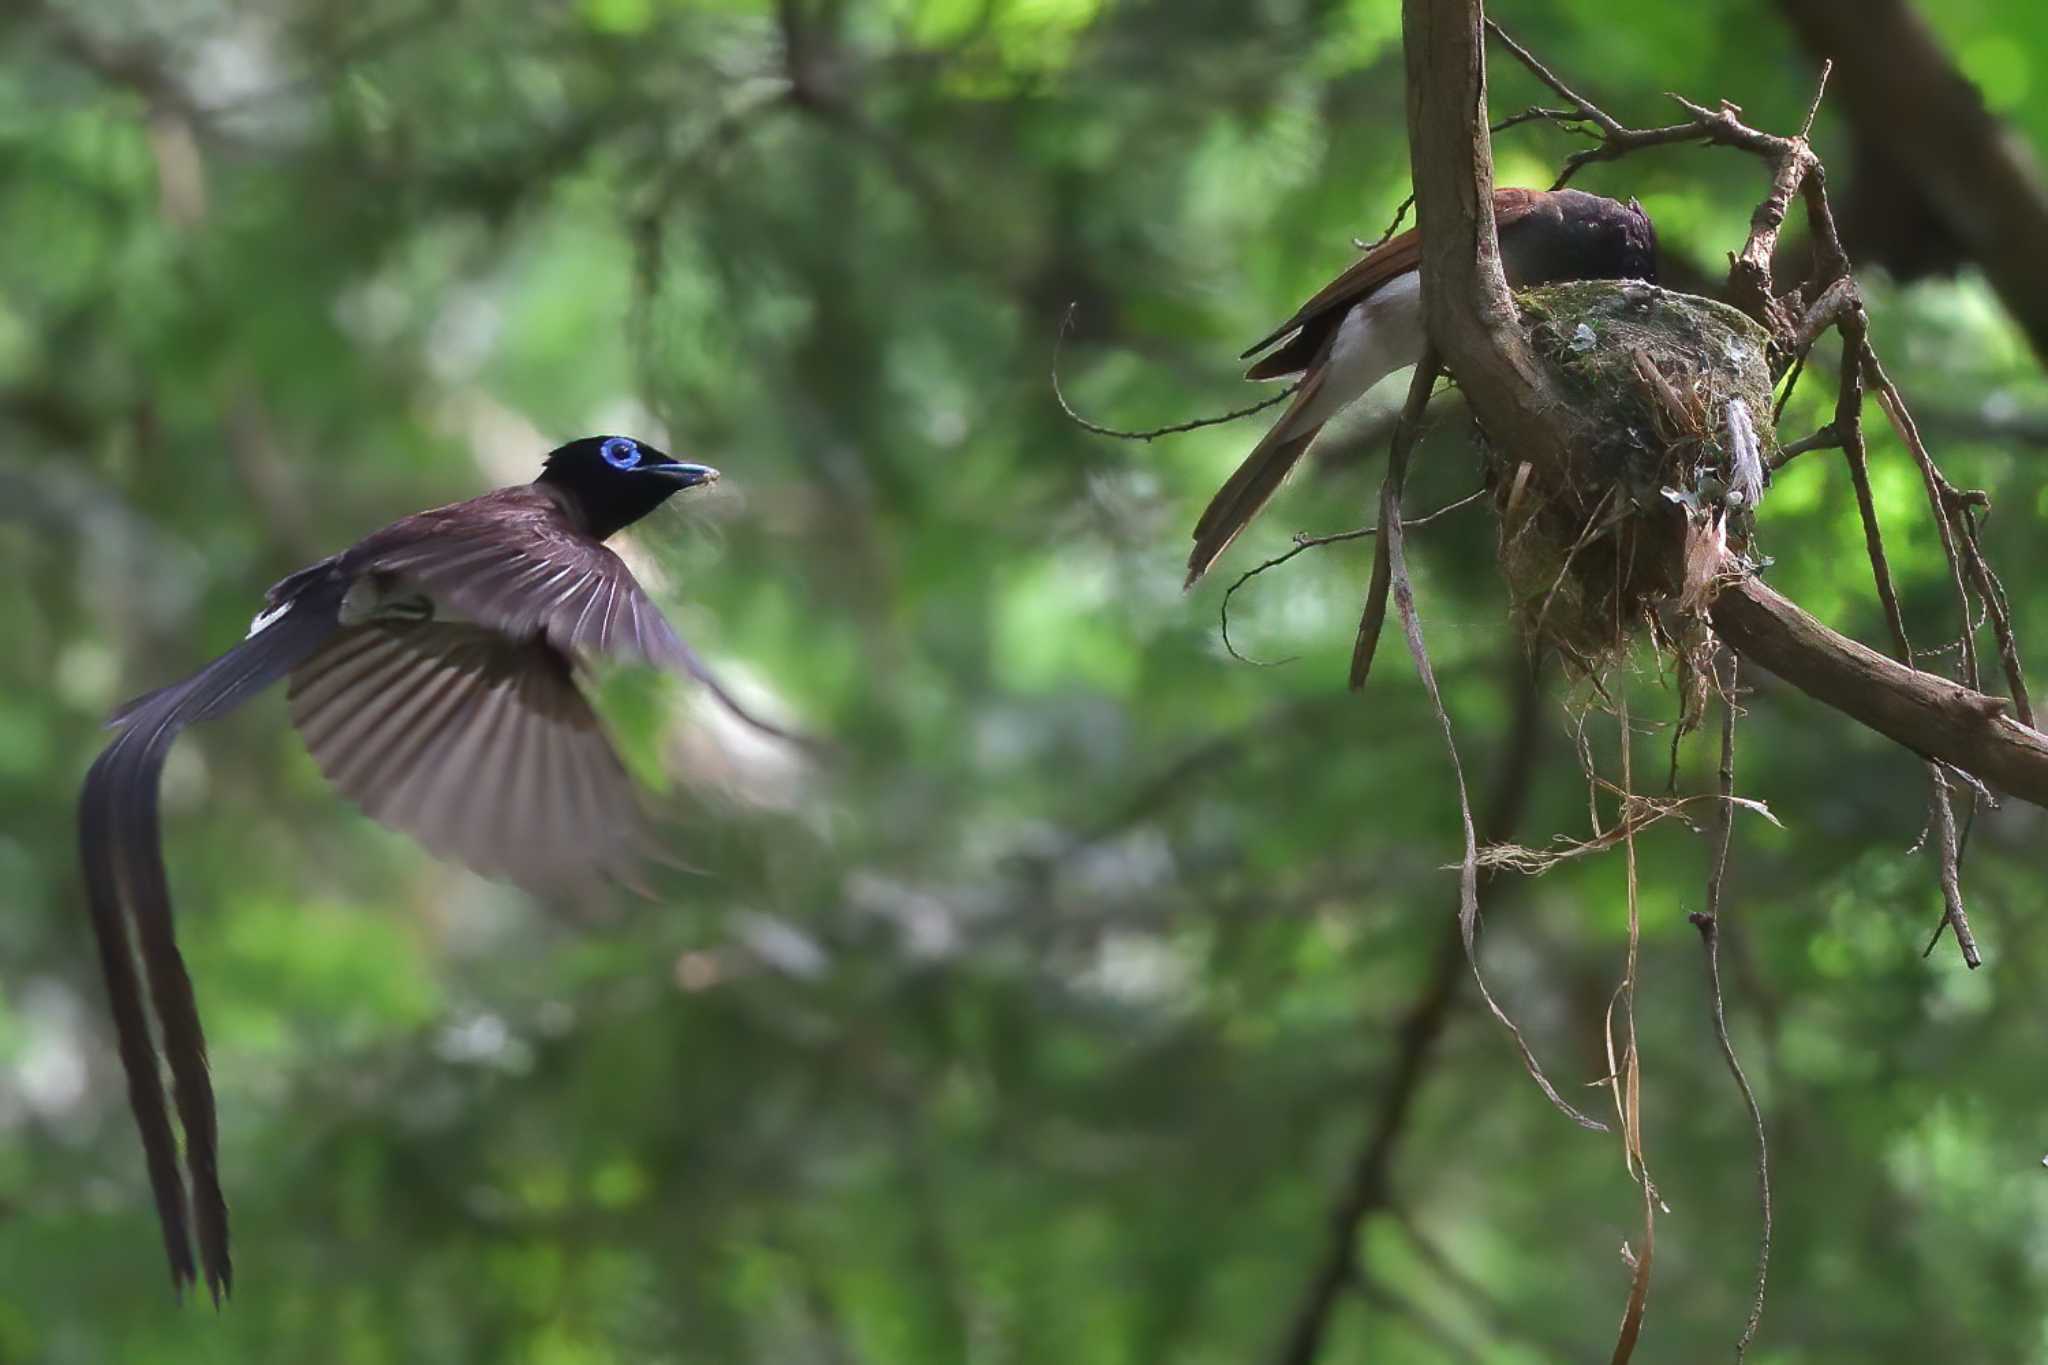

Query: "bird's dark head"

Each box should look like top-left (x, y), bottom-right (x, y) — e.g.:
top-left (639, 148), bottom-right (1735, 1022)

top-left (536, 435), bottom-right (718, 541)
top-left (1533, 189), bottom-right (1661, 288)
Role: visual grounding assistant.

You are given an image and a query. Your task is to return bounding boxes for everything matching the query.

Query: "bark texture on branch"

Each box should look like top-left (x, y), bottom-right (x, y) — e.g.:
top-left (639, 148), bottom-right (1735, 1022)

top-left (1709, 577), bottom-right (2048, 806)
top-left (1778, 0), bottom-right (2048, 360)
top-left (1399, 0), bottom-right (1576, 480)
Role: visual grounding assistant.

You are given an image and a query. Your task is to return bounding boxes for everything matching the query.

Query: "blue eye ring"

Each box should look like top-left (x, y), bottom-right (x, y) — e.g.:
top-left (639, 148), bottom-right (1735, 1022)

top-left (600, 437), bottom-right (640, 469)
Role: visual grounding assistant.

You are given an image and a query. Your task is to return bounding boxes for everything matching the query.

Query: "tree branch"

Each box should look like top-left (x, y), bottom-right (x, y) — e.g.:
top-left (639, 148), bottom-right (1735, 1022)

top-left (1775, 0), bottom-right (2048, 360)
top-left (1707, 576), bottom-right (2048, 807)
top-left (1402, 2), bottom-right (1578, 484)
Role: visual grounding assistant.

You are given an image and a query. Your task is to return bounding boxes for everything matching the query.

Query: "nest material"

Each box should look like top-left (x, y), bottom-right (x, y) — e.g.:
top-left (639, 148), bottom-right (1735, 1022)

top-left (1493, 281), bottom-right (1777, 672)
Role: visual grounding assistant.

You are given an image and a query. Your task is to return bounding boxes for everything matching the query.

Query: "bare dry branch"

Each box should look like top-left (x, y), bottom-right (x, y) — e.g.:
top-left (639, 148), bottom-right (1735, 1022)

top-left (1605, 692), bottom-right (1655, 1365)
top-left (1777, 0), bottom-right (2048, 360)
top-left (1691, 653), bottom-right (1772, 1360)
top-left (1708, 578), bottom-right (2048, 807)
top-left (1349, 357), bottom-right (1444, 688)
top-left (1766, 423), bottom-right (1839, 471)
top-left (1921, 764), bottom-right (1983, 968)
top-left (1053, 305), bottom-right (1299, 442)
top-left (1220, 488), bottom-right (1488, 666)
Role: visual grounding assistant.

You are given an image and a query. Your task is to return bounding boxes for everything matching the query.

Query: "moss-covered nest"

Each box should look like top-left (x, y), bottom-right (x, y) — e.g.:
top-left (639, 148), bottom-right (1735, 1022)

top-left (1494, 281), bottom-right (1776, 672)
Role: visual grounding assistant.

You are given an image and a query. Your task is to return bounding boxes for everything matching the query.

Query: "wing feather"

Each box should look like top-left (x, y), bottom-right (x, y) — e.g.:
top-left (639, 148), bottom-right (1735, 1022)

top-left (343, 486), bottom-right (801, 743)
top-left (1238, 187), bottom-right (1543, 374)
top-left (287, 621), bottom-right (649, 888)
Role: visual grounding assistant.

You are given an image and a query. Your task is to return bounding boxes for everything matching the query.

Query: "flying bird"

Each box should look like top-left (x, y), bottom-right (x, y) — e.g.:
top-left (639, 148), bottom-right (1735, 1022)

top-left (80, 435), bottom-right (790, 1304)
top-left (1186, 186), bottom-right (1659, 585)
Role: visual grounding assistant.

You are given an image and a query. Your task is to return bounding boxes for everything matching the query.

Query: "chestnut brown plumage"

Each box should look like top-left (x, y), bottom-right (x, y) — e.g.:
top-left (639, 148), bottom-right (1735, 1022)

top-left (1187, 187), bottom-right (1659, 585)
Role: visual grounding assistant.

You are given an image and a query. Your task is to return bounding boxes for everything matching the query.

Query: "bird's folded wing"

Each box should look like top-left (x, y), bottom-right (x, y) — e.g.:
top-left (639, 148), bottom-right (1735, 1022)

top-left (287, 621), bottom-right (654, 890)
top-left (351, 501), bottom-right (801, 743)
top-left (1238, 186), bottom-right (1542, 378)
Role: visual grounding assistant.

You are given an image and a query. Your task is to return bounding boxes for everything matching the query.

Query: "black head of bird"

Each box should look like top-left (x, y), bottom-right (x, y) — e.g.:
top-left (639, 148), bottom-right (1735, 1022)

top-left (79, 435), bottom-right (796, 1305)
top-left (536, 433), bottom-right (719, 540)
top-left (1185, 187), bottom-right (1660, 586)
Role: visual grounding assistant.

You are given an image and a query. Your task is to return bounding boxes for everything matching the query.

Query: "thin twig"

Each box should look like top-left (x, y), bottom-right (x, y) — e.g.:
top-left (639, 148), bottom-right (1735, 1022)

top-left (1704, 655), bottom-right (1739, 920)
top-left (1920, 765), bottom-right (1983, 968)
top-left (1766, 423), bottom-right (1838, 472)
top-left (1798, 60), bottom-right (1833, 139)
top-left (1344, 106), bottom-right (1582, 253)
top-left (1219, 489), bottom-right (1488, 666)
top-left (1053, 304), bottom-right (1299, 442)
top-left (1834, 310), bottom-right (1915, 661)
top-left (1477, 789), bottom-right (1778, 873)
top-left (1486, 19), bottom-right (1782, 193)
top-left (1823, 319), bottom-right (1990, 965)
top-left (1488, 18), bottom-right (1831, 337)
top-left (1690, 653), bottom-right (1772, 1361)
top-left (1866, 352), bottom-right (2032, 726)
top-left (1607, 690), bottom-right (1655, 1365)
top-left (1956, 503), bottom-right (2034, 728)
top-left (1771, 352), bottom-right (1807, 426)
top-left (1349, 356), bottom-right (1443, 689)
top-left (1483, 20), bottom-right (1629, 141)
top-left (1866, 350), bottom-right (1982, 693)
top-left (1532, 486), bottom-right (1621, 645)
top-left (1492, 105), bottom-right (1589, 136)
top-left (1380, 358), bottom-right (1605, 1131)
top-left (1354, 195), bottom-right (1416, 253)
top-left (1785, 278), bottom-right (1860, 362)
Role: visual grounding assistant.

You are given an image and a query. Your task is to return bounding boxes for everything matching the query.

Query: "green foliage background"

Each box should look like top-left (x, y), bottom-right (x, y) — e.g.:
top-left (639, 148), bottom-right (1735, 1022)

top-left (3, 1), bottom-right (2047, 1360)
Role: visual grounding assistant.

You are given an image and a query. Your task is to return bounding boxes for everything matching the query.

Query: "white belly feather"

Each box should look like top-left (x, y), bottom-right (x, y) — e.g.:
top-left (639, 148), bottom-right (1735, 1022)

top-left (1281, 271), bottom-right (1426, 439)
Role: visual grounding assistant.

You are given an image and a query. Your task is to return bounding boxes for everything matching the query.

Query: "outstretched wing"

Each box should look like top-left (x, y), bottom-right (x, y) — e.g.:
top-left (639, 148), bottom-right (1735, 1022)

top-left (345, 487), bottom-right (800, 743)
top-left (79, 575), bottom-right (347, 1304)
top-left (287, 621), bottom-right (655, 889)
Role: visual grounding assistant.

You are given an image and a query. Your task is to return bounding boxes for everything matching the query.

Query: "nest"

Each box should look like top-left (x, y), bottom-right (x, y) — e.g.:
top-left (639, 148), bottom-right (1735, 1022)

top-left (1492, 281), bottom-right (1777, 674)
